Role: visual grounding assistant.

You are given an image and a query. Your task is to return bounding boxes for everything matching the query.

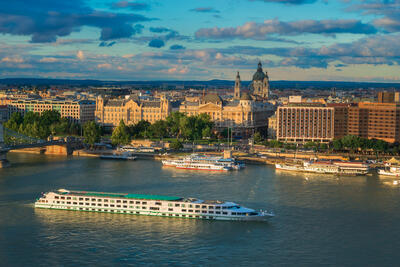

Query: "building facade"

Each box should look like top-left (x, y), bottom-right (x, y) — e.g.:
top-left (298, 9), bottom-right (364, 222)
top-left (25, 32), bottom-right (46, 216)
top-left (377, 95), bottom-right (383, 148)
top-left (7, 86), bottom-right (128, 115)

top-left (179, 93), bottom-right (273, 137)
top-left (347, 102), bottom-right (400, 143)
top-left (8, 99), bottom-right (95, 124)
top-left (95, 95), bottom-right (171, 127)
top-left (277, 104), bottom-right (335, 143)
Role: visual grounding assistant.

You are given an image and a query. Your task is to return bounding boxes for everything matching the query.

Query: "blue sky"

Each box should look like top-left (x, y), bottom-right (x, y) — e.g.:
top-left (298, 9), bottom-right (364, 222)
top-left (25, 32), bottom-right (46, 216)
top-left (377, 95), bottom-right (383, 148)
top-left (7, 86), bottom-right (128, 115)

top-left (0, 0), bottom-right (400, 82)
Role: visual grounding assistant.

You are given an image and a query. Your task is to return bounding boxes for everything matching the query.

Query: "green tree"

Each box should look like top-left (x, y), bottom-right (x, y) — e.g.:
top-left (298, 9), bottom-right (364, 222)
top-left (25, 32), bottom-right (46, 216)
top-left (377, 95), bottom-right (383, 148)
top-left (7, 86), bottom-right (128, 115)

top-left (170, 139), bottom-right (183, 150)
top-left (111, 120), bottom-right (131, 146)
top-left (149, 120), bottom-right (168, 139)
top-left (83, 121), bottom-right (101, 146)
top-left (166, 112), bottom-right (185, 137)
top-left (253, 132), bottom-right (262, 144)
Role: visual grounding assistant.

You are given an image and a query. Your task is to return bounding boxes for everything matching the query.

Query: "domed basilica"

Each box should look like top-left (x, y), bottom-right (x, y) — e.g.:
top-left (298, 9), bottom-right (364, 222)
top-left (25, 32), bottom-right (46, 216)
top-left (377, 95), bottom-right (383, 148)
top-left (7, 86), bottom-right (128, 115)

top-left (179, 62), bottom-right (274, 137)
top-left (234, 61), bottom-right (270, 100)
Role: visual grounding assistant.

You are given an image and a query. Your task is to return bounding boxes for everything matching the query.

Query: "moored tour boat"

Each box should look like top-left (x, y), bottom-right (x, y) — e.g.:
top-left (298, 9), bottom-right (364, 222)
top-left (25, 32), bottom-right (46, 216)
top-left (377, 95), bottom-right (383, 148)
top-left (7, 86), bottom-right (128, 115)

top-left (34, 189), bottom-right (274, 221)
top-left (276, 160), bottom-right (370, 175)
top-left (162, 154), bottom-right (244, 171)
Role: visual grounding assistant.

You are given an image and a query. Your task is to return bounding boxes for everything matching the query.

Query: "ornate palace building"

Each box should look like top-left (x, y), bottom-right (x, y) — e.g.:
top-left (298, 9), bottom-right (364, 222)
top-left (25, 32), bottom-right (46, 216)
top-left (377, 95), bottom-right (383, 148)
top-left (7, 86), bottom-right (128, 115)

top-left (179, 62), bottom-right (274, 137)
top-left (95, 95), bottom-right (171, 128)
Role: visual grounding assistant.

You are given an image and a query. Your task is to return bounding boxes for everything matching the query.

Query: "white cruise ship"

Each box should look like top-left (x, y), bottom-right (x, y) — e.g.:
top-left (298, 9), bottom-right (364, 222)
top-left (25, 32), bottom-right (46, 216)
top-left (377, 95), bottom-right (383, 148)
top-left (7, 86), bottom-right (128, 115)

top-left (35, 189), bottom-right (274, 221)
top-left (162, 154), bottom-right (244, 171)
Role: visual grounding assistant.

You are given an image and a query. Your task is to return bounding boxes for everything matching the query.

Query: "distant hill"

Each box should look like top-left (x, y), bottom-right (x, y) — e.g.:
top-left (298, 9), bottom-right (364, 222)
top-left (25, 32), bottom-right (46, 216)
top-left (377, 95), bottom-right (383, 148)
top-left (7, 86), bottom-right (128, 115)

top-left (0, 78), bottom-right (399, 90)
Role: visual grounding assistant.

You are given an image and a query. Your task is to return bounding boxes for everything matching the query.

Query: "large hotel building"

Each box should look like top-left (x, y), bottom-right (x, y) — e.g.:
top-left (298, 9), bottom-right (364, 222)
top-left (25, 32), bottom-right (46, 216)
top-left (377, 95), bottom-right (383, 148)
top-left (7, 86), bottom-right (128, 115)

top-left (277, 94), bottom-right (400, 144)
top-left (276, 103), bottom-right (335, 143)
top-left (330, 102), bottom-right (400, 143)
top-left (8, 99), bottom-right (95, 124)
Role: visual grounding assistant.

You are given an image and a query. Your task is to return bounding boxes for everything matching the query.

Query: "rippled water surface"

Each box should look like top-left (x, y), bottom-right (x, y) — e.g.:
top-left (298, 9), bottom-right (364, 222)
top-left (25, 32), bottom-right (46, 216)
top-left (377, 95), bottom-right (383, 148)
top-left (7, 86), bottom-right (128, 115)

top-left (1, 153), bottom-right (400, 266)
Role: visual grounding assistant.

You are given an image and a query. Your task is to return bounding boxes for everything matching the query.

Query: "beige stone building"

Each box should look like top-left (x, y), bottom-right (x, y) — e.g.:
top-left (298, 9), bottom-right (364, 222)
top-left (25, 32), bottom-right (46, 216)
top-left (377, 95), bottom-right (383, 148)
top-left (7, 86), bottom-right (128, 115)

top-left (95, 95), bottom-right (171, 128)
top-left (8, 99), bottom-right (95, 124)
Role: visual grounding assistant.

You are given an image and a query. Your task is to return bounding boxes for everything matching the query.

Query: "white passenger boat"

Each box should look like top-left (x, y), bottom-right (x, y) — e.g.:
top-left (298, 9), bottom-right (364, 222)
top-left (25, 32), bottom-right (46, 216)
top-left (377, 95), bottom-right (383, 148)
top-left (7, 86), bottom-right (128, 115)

top-left (100, 153), bottom-right (137, 160)
top-left (378, 166), bottom-right (400, 177)
top-left (35, 189), bottom-right (274, 221)
top-left (162, 154), bottom-right (244, 171)
top-left (276, 160), bottom-right (370, 175)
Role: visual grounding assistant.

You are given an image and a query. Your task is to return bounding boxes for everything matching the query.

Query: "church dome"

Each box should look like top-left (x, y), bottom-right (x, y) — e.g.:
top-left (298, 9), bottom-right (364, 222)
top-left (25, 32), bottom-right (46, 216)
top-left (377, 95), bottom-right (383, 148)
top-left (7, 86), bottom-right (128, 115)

top-left (203, 93), bottom-right (222, 104)
top-left (252, 61), bottom-right (265, 81)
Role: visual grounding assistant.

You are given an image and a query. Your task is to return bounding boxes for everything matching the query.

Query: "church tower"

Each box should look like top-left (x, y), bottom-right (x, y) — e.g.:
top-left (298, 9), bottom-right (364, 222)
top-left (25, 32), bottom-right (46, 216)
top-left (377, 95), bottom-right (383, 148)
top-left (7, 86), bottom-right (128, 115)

top-left (262, 71), bottom-right (270, 99)
top-left (234, 71), bottom-right (241, 100)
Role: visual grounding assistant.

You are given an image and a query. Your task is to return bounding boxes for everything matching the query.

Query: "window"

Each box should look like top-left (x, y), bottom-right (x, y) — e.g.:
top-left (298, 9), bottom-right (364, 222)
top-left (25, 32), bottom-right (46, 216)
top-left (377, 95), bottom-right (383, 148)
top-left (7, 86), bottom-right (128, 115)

top-left (142, 202), bottom-right (147, 205)
top-left (91, 198), bottom-right (96, 201)
top-left (123, 205), bottom-right (127, 208)
top-left (61, 197), bottom-right (65, 200)
top-left (216, 211), bottom-right (221, 214)
top-left (188, 210), bottom-right (193, 212)
top-left (202, 210), bottom-right (207, 213)
top-left (98, 204), bottom-right (102, 206)
top-left (182, 209), bottom-right (187, 212)
top-left (136, 201), bottom-right (140, 204)
top-left (123, 200), bottom-right (127, 204)
top-left (104, 199), bottom-right (108, 202)
top-left (222, 212), bottom-right (228, 215)
top-left (142, 207), bottom-right (146, 209)
top-left (117, 205), bottom-right (121, 208)
top-left (55, 196), bottom-right (59, 199)
top-left (67, 197), bottom-right (71, 200)
top-left (215, 206), bottom-right (221, 210)
top-left (129, 201), bottom-right (134, 204)
top-left (195, 210), bottom-right (200, 213)
top-left (97, 199), bottom-right (102, 202)
top-left (175, 203), bottom-right (180, 207)
top-left (232, 212), bottom-right (237, 215)
top-left (155, 202), bottom-right (162, 205)
top-left (149, 207), bottom-right (159, 210)
top-left (104, 204), bottom-right (108, 207)
top-left (209, 211), bottom-right (214, 214)
top-left (168, 208), bottom-right (173, 211)
top-left (85, 198), bottom-right (89, 201)
top-left (67, 201), bottom-right (71, 204)
top-left (195, 205), bottom-right (200, 208)
top-left (73, 202), bottom-right (77, 205)
top-left (110, 204), bottom-right (115, 207)
top-left (91, 203), bottom-right (96, 206)
top-left (208, 206), bottom-right (214, 209)
top-left (116, 200), bottom-right (121, 203)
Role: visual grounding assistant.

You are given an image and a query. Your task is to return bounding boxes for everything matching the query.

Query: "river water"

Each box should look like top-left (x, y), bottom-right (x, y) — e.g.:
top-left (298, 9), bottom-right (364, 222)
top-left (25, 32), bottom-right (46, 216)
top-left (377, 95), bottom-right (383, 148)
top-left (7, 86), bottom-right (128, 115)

top-left (1, 153), bottom-right (400, 266)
